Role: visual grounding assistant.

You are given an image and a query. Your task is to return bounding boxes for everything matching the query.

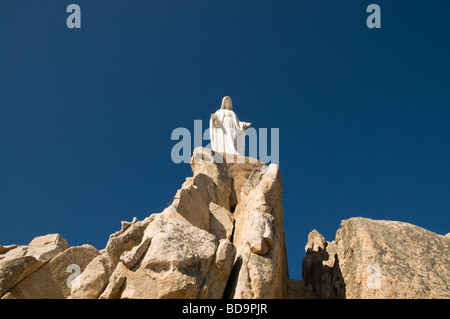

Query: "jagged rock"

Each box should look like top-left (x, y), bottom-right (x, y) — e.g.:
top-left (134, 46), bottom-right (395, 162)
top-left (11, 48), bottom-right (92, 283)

top-left (69, 255), bottom-right (114, 299)
top-left (302, 217), bottom-right (450, 299)
top-left (171, 184), bottom-right (211, 232)
top-left (95, 147), bottom-right (285, 299)
top-left (2, 245), bottom-right (99, 299)
top-left (0, 234), bottom-right (68, 298)
top-left (190, 147), bottom-right (233, 210)
top-left (104, 216), bottom-right (153, 265)
top-left (227, 163), bottom-right (288, 298)
top-left (199, 239), bottom-right (236, 299)
top-left (0, 245), bottom-right (17, 255)
top-left (304, 230), bottom-right (326, 253)
top-left (302, 229), bottom-right (342, 299)
top-left (119, 212), bottom-right (219, 299)
top-left (99, 262), bottom-right (128, 299)
top-left (246, 210), bottom-right (274, 255)
top-left (26, 234), bottom-right (68, 251)
top-left (225, 155), bottom-right (266, 208)
top-left (209, 202), bottom-right (234, 240)
top-left (120, 237), bottom-right (151, 269)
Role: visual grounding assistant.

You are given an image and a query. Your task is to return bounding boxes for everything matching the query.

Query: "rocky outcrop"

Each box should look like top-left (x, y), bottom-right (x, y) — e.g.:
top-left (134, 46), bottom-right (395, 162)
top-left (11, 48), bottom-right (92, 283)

top-left (301, 217), bottom-right (450, 299)
top-left (3, 244), bottom-right (99, 299)
top-left (0, 234), bottom-right (68, 298)
top-left (226, 163), bottom-right (288, 298)
top-left (116, 212), bottom-right (224, 299)
top-left (0, 147), bottom-right (288, 299)
top-left (1, 148), bottom-right (448, 299)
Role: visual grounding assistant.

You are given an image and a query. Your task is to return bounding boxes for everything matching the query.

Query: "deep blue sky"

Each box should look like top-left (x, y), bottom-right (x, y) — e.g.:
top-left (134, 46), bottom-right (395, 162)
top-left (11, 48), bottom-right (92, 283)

top-left (1, 1), bottom-right (449, 280)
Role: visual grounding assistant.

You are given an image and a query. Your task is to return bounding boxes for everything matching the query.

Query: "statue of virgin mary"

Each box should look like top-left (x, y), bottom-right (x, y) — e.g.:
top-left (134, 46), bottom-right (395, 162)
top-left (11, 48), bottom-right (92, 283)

top-left (209, 96), bottom-right (251, 155)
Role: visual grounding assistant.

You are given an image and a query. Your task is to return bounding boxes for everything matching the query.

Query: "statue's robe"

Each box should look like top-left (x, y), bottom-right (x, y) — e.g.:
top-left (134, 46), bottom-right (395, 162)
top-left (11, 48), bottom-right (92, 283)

top-left (210, 108), bottom-right (246, 155)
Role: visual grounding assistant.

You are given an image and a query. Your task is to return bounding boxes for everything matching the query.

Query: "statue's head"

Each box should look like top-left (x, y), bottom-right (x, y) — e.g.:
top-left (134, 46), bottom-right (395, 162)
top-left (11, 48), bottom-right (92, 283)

top-left (221, 96), bottom-right (233, 110)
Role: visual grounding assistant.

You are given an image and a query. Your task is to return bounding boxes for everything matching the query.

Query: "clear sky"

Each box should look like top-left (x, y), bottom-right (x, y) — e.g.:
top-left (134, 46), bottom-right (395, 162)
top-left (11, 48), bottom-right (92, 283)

top-left (1, 1), bottom-right (449, 280)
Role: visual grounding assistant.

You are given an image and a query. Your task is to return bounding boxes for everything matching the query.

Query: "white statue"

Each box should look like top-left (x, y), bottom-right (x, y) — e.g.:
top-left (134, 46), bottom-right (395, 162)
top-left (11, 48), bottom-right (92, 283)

top-left (210, 96), bottom-right (251, 155)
